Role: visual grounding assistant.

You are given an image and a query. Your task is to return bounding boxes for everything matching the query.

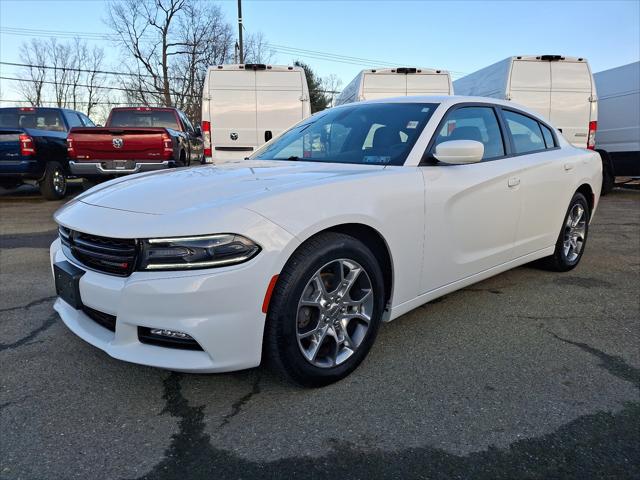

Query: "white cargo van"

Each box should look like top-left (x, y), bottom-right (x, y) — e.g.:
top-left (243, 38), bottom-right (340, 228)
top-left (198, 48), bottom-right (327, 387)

top-left (594, 61), bottom-right (640, 178)
top-left (335, 67), bottom-right (453, 106)
top-left (453, 56), bottom-right (597, 150)
top-left (201, 64), bottom-right (311, 163)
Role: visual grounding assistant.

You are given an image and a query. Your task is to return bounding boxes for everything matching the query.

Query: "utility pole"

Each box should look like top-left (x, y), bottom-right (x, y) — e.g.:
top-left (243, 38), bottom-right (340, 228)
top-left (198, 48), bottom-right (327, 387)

top-left (237, 0), bottom-right (244, 64)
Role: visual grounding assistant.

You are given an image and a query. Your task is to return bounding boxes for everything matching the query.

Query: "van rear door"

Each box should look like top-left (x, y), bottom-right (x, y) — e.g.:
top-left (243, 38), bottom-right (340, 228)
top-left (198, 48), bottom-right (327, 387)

top-left (209, 70), bottom-right (257, 156)
top-left (406, 73), bottom-right (451, 95)
top-left (549, 61), bottom-right (593, 148)
top-left (256, 70), bottom-right (305, 144)
top-left (509, 60), bottom-right (551, 120)
top-left (361, 73), bottom-right (406, 100)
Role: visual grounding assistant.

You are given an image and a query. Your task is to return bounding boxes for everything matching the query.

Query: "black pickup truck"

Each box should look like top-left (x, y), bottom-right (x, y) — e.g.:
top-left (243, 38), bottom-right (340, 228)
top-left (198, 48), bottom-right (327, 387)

top-left (0, 107), bottom-right (96, 199)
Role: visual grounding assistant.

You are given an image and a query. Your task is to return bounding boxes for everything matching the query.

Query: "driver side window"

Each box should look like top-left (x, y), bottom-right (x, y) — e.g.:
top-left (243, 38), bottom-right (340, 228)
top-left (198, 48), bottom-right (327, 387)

top-left (433, 106), bottom-right (505, 160)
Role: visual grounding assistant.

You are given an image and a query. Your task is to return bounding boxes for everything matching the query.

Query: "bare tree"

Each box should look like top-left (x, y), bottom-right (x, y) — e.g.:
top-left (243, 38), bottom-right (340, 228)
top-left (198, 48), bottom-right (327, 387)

top-left (321, 74), bottom-right (343, 107)
top-left (17, 39), bottom-right (48, 106)
top-left (47, 39), bottom-right (74, 107)
top-left (243, 32), bottom-right (275, 64)
top-left (106, 0), bottom-right (236, 121)
top-left (172, 1), bottom-right (234, 120)
top-left (84, 45), bottom-right (107, 117)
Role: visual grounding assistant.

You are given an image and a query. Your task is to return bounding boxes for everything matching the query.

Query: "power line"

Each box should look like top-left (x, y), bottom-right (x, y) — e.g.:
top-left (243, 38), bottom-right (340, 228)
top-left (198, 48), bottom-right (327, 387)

top-left (0, 99), bottom-right (165, 106)
top-left (0, 75), bottom-right (200, 98)
top-left (0, 26), bottom-right (467, 76)
top-left (1, 61), bottom-right (187, 82)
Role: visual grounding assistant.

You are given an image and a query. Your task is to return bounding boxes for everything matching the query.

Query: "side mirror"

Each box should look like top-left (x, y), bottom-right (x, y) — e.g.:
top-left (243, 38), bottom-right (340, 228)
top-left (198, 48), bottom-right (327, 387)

top-left (433, 140), bottom-right (484, 165)
top-left (195, 126), bottom-right (202, 137)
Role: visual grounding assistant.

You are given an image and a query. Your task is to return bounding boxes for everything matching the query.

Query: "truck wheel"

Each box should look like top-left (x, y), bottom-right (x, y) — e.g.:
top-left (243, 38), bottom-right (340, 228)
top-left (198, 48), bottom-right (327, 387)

top-left (39, 162), bottom-right (67, 200)
top-left (178, 151), bottom-right (188, 167)
top-left (598, 149), bottom-right (615, 195)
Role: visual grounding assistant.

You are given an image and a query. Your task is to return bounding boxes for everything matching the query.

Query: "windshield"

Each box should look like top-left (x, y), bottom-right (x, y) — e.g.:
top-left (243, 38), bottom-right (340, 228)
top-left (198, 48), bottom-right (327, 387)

top-left (0, 108), bottom-right (65, 131)
top-left (109, 110), bottom-right (180, 130)
top-left (250, 102), bottom-right (437, 166)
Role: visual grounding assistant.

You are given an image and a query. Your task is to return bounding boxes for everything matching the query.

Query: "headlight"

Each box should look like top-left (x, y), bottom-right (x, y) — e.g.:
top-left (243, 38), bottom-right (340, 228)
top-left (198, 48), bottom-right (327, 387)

top-left (139, 234), bottom-right (260, 271)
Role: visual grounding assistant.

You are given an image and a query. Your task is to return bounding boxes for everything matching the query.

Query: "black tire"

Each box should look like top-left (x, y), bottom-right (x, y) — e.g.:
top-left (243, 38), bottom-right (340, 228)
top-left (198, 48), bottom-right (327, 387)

top-left (39, 162), bottom-right (67, 200)
top-left (539, 192), bottom-right (590, 272)
top-left (598, 150), bottom-right (615, 195)
top-left (177, 151), bottom-right (188, 167)
top-left (264, 232), bottom-right (385, 387)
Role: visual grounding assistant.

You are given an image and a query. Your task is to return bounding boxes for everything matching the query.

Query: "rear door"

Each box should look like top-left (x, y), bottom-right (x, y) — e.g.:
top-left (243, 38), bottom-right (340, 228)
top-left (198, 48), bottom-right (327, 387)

top-left (256, 70), bottom-right (304, 145)
top-left (209, 70), bottom-right (257, 154)
top-left (406, 74), bottom-right (451, 96)
top-left (361, 73), bottom-right (406, 100)
top-left (549, 61), bottom-right (593, 148)
top-left (509, 60), bottom-right (551, 120)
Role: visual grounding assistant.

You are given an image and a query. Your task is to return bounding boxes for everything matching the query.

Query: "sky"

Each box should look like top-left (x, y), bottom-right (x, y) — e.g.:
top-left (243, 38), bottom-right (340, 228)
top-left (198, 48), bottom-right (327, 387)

top-left (1, 0), bottom-right (639, 102)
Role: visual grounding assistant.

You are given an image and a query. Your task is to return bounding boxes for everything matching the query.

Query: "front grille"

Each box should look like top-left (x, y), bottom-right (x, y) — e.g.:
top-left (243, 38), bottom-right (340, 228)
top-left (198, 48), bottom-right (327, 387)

top-left (83, 306), bottom-right (116, 332)
top-left (59, 226), bottom-right (137, 276)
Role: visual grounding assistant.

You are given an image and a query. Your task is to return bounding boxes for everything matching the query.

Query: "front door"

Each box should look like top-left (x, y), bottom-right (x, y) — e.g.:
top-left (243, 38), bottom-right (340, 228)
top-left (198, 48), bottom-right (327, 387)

top-left (420, 105), bottom-right (522, 293)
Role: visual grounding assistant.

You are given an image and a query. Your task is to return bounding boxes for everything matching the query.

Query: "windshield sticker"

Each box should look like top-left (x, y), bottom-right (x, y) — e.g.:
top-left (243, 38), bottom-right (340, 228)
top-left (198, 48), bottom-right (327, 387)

top-left (363, 155), bottom-right (391, 164)
top-left (406, 120), bottom-right (419, 129)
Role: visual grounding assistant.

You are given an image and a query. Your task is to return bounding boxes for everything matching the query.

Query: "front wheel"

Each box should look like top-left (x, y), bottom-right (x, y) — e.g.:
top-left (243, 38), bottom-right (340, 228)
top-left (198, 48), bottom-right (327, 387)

top-left (264, 232), bottom-right (385, 387)
top-left (39, 162), bottom-right (67, 200)
top-left (539, 192), bottom-right (590, 271)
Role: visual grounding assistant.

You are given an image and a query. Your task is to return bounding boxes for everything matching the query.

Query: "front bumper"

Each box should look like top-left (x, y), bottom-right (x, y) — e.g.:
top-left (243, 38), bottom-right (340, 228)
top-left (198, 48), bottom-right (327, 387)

top-left (50, 238), bottom-right (275, 373)
top-left (69, 160), bottom-right (173, 176)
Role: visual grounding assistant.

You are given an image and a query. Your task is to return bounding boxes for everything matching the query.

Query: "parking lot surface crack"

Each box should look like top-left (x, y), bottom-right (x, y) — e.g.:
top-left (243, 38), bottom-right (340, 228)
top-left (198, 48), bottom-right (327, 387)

top-left (0, 295), bottom-right (56, 314)
top-left (0, 312), bottom-right (57, 353)
top-left (551, 332), bottom-right (640, 389)
top-left (219, 373), bottom-right (261, 427)
top-left (136, 372), bottom-right (216, 480)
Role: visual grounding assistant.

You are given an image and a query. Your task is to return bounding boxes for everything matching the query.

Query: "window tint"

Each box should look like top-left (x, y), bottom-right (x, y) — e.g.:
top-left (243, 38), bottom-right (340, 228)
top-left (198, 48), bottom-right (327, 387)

top-left (179, 111), bottom-right (194, 133)
top-left (109, 110), bottom-right (180, 129)
top-left (540, 123), bottom-right (556, 148)
top-left (434, 106), bottom-right (504, 160)
top-left (79, 114), bottom-right (95, 127)
top-left (65, 113), bottom-right (83, 128)
top-left (503, 110), bottom-right (546, 154)
top-left (0, 109), bottom-right (66, 131)
top-left (252, 103), bottom-right (437, 166)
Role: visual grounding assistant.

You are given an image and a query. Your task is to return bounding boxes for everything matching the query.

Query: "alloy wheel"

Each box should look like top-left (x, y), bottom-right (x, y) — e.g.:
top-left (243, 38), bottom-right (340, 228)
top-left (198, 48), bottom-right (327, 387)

top-left (296, 258), bottom-right (374, 368)
top-left (563, 203), bottom-right (586, 262)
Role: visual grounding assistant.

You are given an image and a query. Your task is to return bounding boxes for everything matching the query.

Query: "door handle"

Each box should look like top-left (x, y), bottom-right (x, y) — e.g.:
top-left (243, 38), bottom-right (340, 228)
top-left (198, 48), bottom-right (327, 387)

top-left (564, 163), bottom-right (575, 171)
top-left (508, 176), bottom-right (520, 188)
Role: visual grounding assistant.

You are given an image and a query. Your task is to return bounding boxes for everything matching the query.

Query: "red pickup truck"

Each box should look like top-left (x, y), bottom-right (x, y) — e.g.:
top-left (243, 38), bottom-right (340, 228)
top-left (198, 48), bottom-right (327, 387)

top-left (67, 107), bottom-right (204, 178)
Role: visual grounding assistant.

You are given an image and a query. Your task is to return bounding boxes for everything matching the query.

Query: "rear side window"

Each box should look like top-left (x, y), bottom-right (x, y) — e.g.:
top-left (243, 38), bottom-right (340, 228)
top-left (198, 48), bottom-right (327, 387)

top-left (503, 110), bottom-right (545, 154)
top-left (65, 113), bottom-right (83, 128)
top-left (540, 123), bottom-right (556, 148)
top-left (79, 113), bottom-right (95, 127)
top-left (434, 106), bottom-right (505, 160)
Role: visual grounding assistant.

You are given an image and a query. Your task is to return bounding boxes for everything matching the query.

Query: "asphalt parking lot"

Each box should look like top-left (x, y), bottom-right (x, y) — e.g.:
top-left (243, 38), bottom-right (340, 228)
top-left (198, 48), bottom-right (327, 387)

top-left (1, 185), bottom-right (639, 480)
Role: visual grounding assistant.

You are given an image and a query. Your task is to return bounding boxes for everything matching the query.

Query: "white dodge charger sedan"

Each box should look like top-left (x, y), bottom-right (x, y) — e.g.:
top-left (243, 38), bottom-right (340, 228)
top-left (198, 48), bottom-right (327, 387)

top-left (50, 96), bottom-right (602, 386)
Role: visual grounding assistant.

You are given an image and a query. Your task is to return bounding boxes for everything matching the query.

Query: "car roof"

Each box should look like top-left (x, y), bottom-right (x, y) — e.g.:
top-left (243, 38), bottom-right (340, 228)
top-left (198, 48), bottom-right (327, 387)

top-left (352, 95), bottom-right (548, 123)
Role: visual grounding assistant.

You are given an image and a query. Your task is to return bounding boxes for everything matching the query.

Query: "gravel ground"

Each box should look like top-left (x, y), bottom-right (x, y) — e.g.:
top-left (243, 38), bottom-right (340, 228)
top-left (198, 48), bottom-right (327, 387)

top-left (1, 185), bottom-right (638, 480)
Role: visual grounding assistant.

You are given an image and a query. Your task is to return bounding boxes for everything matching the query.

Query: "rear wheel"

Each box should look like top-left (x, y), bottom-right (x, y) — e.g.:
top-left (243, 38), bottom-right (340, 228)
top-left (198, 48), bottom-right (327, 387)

top-left (598, 149), bottom-right (615, 195)
top-left (39, 162), bottom-right (67, 200)
top-left (264, 232), bottom-right (385, 387)
top-left (539, 192), bottom-right (590, 271)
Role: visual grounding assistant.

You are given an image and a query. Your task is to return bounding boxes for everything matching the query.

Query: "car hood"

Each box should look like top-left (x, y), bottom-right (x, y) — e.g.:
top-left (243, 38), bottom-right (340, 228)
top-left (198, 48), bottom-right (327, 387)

top-left (76, 160), bottom-right (385, 215)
